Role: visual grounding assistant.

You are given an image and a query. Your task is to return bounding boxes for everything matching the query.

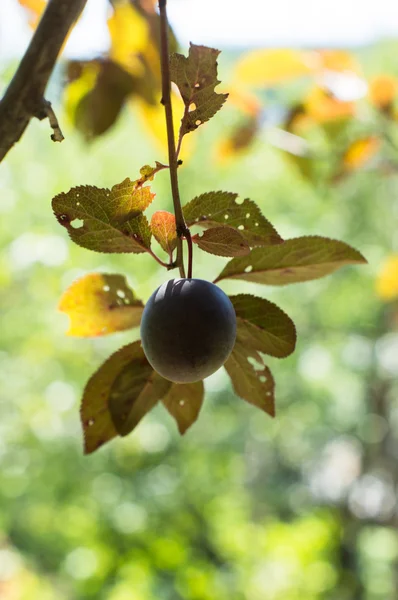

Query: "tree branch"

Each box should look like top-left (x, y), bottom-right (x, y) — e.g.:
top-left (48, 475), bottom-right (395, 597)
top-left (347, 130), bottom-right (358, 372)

top-left (0, 0), bottom-right (87, 163)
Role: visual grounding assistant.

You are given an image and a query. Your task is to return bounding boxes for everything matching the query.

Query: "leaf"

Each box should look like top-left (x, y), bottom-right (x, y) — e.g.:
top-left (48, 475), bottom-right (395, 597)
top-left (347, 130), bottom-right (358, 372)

top-left (225, 341), bottom-right (275, 417)
top-left (375, 255), bottom-right (398, 301)
top-left (233, 49), bottom-right (317, 87)
top-left (215, 236), bottom-right (367, 285)
top-left (192, 227), bottom-right (250, 257)
top-left (183, 191), bottom-right (282, 247)
top-left (136, 162), bottom-right (167, 187)
top-left (343, 137), bottom-right (381, 171)
top-left (81, 342), bottom-right (145, 454)
top-left (150, 211), bottom-right (177, 254)
top-left (230, 294), bottom-right (296, 358)
top-left (369, 74), bottom-right (398, 112)
top-left (304, 87), bottom-right (356, 123)
top-left (18, 0), bottom-right (45, 28)
top-left (108, 343), bottom-right (171, 437)
top-left (59, 273), bottom-right (144, 337)
top-left (170, 43), bottom-right (228, 136)
top-left (52, 179), bottom-right (154, 254)
top-left (65, 59), bottom-right (143, 140)
top-left (162, 381), bottom-right (204, 434)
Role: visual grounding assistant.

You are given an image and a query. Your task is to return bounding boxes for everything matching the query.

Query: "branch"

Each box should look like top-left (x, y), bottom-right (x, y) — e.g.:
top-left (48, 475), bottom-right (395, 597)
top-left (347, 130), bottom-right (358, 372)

top-left (0, 0), bottom-right (87, 163)
top-left (159, 0), bottom-right (193, 279)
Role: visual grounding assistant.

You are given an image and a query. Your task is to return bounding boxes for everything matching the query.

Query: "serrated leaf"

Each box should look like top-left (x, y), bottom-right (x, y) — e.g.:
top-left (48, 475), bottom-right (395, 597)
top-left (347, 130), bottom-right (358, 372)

top-left (192, 227), bottom-right (250, 257)
top-left (230, 294), bottom-right (296, 358)
top-left (225, 341), bottom-right (275, 417)
top-left (81, 343), bottom-right (145, 454)
top-left (59, 273), bottom-right (144, 337)
top-left (183, 191), bottom-right (282, 247)
top-left (215, 236), bottom-right (367, 285)
top-left (162, 381), bottom-right (204, 434)
top-left (150, 211), bottom-right (177, 254)
top-left (108, 343), bottom-right (171, 437)
top-left (52, 179), bottom-right (154, 254)
top-left (170, 43), bottom-right (228, 136)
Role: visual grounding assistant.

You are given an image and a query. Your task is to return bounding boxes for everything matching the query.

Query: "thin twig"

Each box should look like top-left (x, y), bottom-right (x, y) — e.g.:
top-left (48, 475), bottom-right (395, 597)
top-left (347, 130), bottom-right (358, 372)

top-left (0, 0), bottom-right (87, 163)
top-left (147, 247), bottom-right (174, 269)
top-left (38, 100), bottom-right (65, 142)
top-left (159, 0), bottom-right (190, 279)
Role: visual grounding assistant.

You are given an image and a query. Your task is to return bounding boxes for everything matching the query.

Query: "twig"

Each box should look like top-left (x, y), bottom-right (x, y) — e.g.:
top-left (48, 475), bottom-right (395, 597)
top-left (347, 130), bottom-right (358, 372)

top-left (159, 0), bottom-right (192, 279)
top-left (0, 0), bottom-right (87, 163)
top-left (38, 100), bottom-right (64, 142)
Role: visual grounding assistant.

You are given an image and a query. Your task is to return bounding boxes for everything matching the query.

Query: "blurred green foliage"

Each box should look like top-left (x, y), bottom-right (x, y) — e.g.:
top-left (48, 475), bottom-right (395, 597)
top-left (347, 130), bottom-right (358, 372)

top-left (1, 41), bottom-right (398, 599)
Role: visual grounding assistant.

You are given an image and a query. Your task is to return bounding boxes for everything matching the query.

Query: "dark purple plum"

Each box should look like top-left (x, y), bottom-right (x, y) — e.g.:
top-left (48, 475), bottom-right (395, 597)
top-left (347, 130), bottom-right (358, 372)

top-left (140, 278), bottom-right (236, 383)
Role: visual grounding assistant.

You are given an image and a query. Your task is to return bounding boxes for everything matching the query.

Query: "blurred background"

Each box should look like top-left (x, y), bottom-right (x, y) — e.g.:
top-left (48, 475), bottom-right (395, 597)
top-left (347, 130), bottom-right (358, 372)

top-left (1, 0), bottom-right (398, 598)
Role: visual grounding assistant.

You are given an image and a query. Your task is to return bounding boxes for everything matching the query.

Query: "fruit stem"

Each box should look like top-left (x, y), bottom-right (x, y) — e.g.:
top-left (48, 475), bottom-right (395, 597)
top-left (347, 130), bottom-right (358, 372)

top-left (159, 0), bottom-right (193, 279)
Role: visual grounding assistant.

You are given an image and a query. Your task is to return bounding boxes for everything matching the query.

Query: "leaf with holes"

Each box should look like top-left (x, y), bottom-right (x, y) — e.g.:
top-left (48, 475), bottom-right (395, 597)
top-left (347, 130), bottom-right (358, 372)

top-left (170, 43), bottom-right (228, 137)
top-left (231, 294), bottom-right (296, 358)
top-left (192, 226), bottom-right (250, 257)
top-left (52, 179), bottom-right (154, 253)
top-left (108, 342), bottom-right (171, 437)
top-left (59, 273), bottom-right (144, 337)
top-left (81, 342), bottom-right (145, 454)
top-left (183, 191), bottom-right (282, 246)
top-left (150, 211), bottom-right (177, 255)
top-left (215, 236), bottom-right (367, 285)
top-left (162, 381), bottom-right (204, 434)
top-left (225, 340), bottom-right (275, 417)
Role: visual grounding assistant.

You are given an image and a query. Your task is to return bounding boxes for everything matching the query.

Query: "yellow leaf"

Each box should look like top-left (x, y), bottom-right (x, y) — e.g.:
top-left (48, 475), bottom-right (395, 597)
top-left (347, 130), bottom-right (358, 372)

top-left (134, 93), bottom-right (194, 158)
top-left (304, 86), bottom-right (356, 123)
top-left (18, 0), bottom-right (46, 28)
top-left (59, 273), bottom-right (144, 337)
top-left (376, 256), bottom-right (398, 301)
top-left (108, 2), bottom-right (150, 76)
top-left (369, 74), bottom-right (398, 110)
top-left (343, 137), bottom-right (381, 171)
top-left (234, 48), bottom-right (318, 86)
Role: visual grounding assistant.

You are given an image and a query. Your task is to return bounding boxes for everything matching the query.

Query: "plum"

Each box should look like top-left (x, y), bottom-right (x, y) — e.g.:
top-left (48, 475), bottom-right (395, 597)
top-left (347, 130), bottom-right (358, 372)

top-left (140, 278), bottom-right (236, 383)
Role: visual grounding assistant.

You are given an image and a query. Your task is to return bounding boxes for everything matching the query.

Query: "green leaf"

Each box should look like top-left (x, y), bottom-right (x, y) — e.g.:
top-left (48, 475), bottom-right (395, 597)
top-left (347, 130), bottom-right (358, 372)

top-left (52, 179), bottom-right (154, 253)
top-left (170, 43), bottom-right (228, 136)
top-left (59, 273), bottom-right (144, 337)
top-left (192, 226), bottom-right (250, 257)
top-left (215, 236), bottom-right (367, 285)
top-left (230, 294), bottom-right (296, 358)
top-left (183, 191), bottom-right (282, 246)
top-left (150, 211), bottom-right (177, 254)
top-left (81, 342), bottom-right (146, 454)
top-left (162, 381), bottom-right (205, 434)
top-left (225, 341), bottom-right (275, 417)
top-left (108, 343), bottom-right (171, 437)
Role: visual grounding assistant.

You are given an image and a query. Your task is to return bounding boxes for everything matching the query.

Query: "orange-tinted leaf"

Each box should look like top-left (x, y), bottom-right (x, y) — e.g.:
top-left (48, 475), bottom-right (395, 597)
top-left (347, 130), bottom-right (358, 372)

top-left (215, 236), bottom-right (367, 285)
top-left (52, 179), bottom-right (153, 254)
top-left (192, 226), bottom-right (250, 257)
top-left (183, 191), bottom-right (282, 247)
top-left (59, 273), bottom-right (144, 337)
top-left (234, 48), bottom-right (317, 87)
top-left (369, 74), bottom-right (398, 111)
top-left (375, 255), bottom-right (398, 301)
top-left (18, 0), bottom-right (46, 28)
top-left (162, 381), bottom-right (204, 434)
top-left (225, 340), bottom-right (275, 417)
top-left (305, 87), bottom-right (356, 123)
top-left (231, 294), bottom-right (296, 358)
top-left (318, 50), bottom-right (360, 74)
top-left (170, 43), bottom-right (228, 136)
top-left (108, 343), bottom-right (171, 436)
top-left (343, 137), bottom-right (381, 171)
top-left (150, 211), bottom-right (177, 254)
